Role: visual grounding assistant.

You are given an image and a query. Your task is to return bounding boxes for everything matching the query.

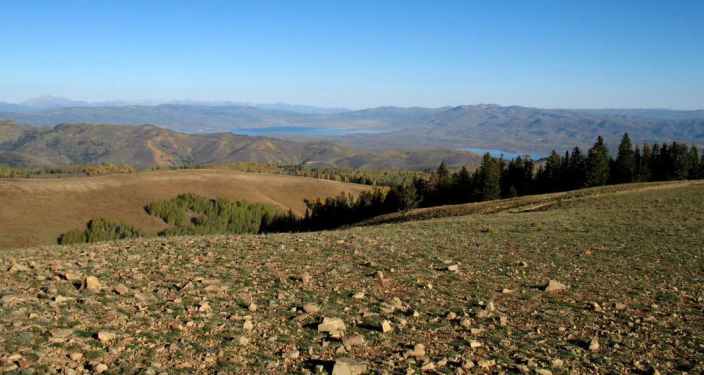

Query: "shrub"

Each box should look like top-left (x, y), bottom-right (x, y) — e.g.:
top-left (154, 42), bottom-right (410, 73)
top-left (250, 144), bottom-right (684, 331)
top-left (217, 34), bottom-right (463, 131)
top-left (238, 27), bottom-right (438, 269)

top-left (58, 218), bottom-right (143, 245)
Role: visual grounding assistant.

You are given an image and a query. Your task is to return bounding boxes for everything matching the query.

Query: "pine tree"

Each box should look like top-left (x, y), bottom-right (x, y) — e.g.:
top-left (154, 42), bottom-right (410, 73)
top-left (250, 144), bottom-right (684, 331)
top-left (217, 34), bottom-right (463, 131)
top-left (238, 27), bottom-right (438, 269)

top-left (567, 147), bottom-right (587, 189)
top-left (614, 133), bottom-right (635, 183)
top-left (687, 146), bottom-right (700, 179)
top-left (476, 153), bottom-right (502, 201)
top-left (586, 136), bottom-right (610, 187)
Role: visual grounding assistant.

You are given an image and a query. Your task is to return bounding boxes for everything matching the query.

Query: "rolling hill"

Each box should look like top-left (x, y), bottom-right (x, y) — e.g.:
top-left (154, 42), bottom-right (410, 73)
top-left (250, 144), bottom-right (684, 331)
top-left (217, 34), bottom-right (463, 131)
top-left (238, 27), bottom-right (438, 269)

top-left (0, 121), bottom-right (481, 170)
top-left (0, 168), bottom-right (373, 249)
top-left (0, 181), bottom-right (702, 372)
top-left (2, 102), bottom-right (703, 155)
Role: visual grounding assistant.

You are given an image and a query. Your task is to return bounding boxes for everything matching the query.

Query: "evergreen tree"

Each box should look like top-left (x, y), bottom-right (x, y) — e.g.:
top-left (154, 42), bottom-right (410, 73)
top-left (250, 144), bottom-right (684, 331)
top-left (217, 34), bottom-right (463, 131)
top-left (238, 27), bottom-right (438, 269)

top-left (586, 136), bottom-right (610, 187)
top-left (567, 147), bottom-right (587, 189)
top-left (687, 146), bottom-right (700, 179)
top-left (476, 153), bottom-right (502, 201)
top-left (614, 133), bottom-right (635, 183)
top-left (639, 143), bottom-right (653, 181)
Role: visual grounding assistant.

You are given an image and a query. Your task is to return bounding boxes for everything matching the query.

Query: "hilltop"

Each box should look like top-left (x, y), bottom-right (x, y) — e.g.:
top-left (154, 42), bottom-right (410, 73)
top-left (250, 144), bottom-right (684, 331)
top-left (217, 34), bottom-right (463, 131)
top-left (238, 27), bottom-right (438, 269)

top-left (1, 181), bottom-right (702, 373)
top-left (0, 168), bottom-right (372, 249)
top-left (0, 121), bottom-right (481, 170)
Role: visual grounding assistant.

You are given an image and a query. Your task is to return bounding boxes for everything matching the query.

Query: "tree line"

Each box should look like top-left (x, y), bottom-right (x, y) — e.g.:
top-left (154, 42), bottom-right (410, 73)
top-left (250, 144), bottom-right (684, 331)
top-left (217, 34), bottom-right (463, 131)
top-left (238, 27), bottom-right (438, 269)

top-left (263, 134), bottom-right (704, 232)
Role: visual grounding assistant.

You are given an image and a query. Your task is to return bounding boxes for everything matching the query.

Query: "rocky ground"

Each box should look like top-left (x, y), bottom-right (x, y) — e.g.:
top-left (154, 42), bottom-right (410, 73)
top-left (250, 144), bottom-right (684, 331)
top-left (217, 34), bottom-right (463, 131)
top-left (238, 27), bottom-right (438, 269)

top-left (1, 182), bottom-right (703, 374)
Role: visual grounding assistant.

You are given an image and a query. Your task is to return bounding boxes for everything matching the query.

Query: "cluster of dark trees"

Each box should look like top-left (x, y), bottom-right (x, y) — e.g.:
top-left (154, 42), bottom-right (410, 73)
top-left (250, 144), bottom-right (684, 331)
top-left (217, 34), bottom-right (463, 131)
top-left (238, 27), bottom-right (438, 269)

top-left (263, 134), bottom-right (704, 232)
top-left (58, 218), bottom-right (143, 245)
top-left (145, 193), bottom-right (279, 236)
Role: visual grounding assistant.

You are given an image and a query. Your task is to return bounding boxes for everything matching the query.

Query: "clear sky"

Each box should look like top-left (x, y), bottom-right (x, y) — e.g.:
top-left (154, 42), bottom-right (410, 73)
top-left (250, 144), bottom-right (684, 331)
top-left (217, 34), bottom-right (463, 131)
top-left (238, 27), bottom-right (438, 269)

top-left (1, 1), bottom-right (702, 109)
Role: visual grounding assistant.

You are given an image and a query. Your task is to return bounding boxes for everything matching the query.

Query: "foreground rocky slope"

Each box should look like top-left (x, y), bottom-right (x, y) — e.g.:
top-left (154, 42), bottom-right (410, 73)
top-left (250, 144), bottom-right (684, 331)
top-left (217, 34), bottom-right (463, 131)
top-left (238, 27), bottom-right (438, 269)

top-left (1, 182), bottom-right (703, 373)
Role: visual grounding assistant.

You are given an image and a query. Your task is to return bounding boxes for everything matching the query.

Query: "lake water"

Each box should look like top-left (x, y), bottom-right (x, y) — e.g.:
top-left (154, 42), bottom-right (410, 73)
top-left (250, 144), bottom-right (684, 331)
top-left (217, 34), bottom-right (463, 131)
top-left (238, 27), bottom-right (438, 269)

top-left (463, 147), bottom-right (543, 160)
top-left (231, 126), bottom-right (389, 137)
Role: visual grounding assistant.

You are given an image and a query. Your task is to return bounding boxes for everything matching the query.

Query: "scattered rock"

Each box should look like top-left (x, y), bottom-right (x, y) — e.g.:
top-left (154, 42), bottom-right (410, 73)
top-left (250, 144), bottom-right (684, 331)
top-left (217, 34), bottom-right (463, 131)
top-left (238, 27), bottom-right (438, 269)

top-left (589, 337), bottom-right (600, 352)
top-left (243, 319), bottom-right (254, 331)
top-left (8, 263), bottom-right (30, 273)
top-left (318, 317), bottom-right (346, 337)
top-left (551, 358), bottom-right (564, 369)
top-left (332, 358), bottom-right (367, 375)
top-left (352, 292), bottom-right (365, 299)
top-left (478, 359), bottom-right (496, 369)
top-left (83, 276), bottom-right (102, 292)
top-left (615, 302), bottom-right (627, 311)
top-left (405, 343), bottom-right (426, 358)
top-left (237, 336), bottom-right (250, 346)
top-left (535, 369), bottom-right (553, 375)
top-left (96, 331), bottom-right (116, 344)
top-left (301, 272), bottom-right (312, 285)
top-left (69, 352), bottom-right (83, 361)
top-left (198, 302), bottom-right (211, 312)
top-left (343, 335), bottom-right (365, 349)
top-left (469, 340), bottom-right (482, 349)
top-left (447, 264), bottom-right (459, 272)
top-left (94, 363), bottom-right (108, 373)
top-left (248, 302), bottom-right (257, 312)
top-left (113, 284), bottom-right (129, 295)
top-left (421, 362), bottom-right (436, 371)
top-left (380, 320), bottom-right (393, 333)
top-left (543, 280), bottom-right (567, 293)
top-left (501, 288), bottom-right (513, 294)
top-left (303, 303), bottom-right (320, 314)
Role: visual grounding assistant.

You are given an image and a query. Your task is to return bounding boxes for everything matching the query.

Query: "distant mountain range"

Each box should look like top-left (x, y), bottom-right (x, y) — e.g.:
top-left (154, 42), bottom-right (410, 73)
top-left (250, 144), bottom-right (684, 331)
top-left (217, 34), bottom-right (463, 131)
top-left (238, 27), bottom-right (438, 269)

top-left (1, 98), bottom-right (703, 155)
top-left (0, 121), bottom-right (480, 170)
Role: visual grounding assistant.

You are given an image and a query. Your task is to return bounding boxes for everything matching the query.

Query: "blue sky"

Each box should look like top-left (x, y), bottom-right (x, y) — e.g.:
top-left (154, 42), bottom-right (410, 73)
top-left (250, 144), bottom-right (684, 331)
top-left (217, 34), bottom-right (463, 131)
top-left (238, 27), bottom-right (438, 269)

top-left (1, 1), bottom-right (702, 109)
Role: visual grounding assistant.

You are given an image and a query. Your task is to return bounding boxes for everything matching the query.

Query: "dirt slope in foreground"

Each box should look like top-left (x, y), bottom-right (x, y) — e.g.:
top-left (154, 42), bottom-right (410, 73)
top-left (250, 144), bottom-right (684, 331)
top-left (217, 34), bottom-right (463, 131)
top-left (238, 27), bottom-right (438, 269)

top-left (0, 169), bottom-right (370, 249)
top-left (0, 182), bottom-right (703, 373)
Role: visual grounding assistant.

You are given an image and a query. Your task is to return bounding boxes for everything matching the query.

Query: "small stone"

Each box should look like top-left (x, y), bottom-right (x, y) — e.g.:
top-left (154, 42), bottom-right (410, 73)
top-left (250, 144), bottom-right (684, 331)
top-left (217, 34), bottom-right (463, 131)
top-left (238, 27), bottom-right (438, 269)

top-left (591, 302), bottom-right (603, 312)
top-left (380, 320), bottom-right (393, 333)
top-left (243, 319), bottom-right (254, 331)
top-left (8, 263), bottom-right (30, 273)
top-left (470, 328), bottom-right (484, 335)
top-left (94, 363), bottom-right (108, 373)
top-left (113, 284), bottom-right (129, 295)
top-left (501, 288), bottom-right (513, 294)
top-left (550, 358), bottom-right (564, 369)
top-left (84, 276), bottom-right (102, 292)
top-left (96, 331), bottom-right (116, 344)
top-left (486, 301), bottom-right (496, 312)
top-left (51, 328), bottom-right (73, 339)
top-left (69, 352), bottom-right (83, 361)
top-left (352, 292), bottom-right (365, 299)
top-left (53, 295), bottom-right (73, 304)
top-left (332, 358), bottom-right (367, 375)
top-left (318, 317), bottom-right (346, 337)
top-left (421, 362), bottom-right (436, 371)
top-left (343, 335), bottom-right (365, 349)
top-left (301, 272), bottom-right (312, 285)
top-left (447, 264), bottom-right (459, 272)
top-left (405, 343), bottom-right (426, 358)
top-left (283, 350), bottom-right (300, 359)
top-left (478, 359), bottom-right (496, 368)
top-left (535, 369), bottom-right (552, 375)
top-left (237, 336), bottom-right (250, 345)
top-left (469, 340), bottom-right (482, 349)
top-left (446, 311), bottom-right (457, 320)
top-left (589, 337), bottom-right (600, 352)
top-left (543, 280), bottom-right (567, 293)
top-left (615, 302), bottom-right (627, 310)
top-left (198, 302), bottom-right (211, 312)
top-left (499, 315), bottom-right (509, 326)
top-left (303, 303), bottom-right (320, 314)
top-left (248, 302), bottom-right (257, 312)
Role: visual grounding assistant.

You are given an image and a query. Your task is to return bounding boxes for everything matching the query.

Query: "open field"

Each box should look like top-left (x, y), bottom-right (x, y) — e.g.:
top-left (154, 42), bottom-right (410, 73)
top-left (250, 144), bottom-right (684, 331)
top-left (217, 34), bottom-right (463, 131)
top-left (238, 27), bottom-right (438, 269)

top-left (0, 169), bottom-right (370, 249)
top-left (1, 181), bottom-right (703, 373)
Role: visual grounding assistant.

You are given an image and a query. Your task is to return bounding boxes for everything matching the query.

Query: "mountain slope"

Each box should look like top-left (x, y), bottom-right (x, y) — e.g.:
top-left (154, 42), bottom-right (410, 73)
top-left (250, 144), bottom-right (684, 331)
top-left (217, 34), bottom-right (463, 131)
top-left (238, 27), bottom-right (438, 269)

top-left (2, 104), bottom-right (704, 155)
top-left (0, 122), bottom-right (481, 170)
top-left (1, 181), bottom-right (702, 372)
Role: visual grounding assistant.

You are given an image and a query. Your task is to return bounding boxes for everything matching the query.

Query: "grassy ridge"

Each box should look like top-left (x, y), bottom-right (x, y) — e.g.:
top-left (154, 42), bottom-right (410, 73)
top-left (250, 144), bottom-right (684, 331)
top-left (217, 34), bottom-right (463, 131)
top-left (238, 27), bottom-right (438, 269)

top-left (0, 168), bottom-right (371, 249)
top-left (0, 181), bottom-right (702, 372)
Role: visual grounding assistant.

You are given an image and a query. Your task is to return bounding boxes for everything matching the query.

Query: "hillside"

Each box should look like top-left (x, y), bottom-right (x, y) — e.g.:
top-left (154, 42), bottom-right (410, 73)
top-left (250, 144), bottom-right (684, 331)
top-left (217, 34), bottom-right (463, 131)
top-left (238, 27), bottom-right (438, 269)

top-left (0, 121), bottom-right (481, 170)
top-left (2, 103), bottom-right (703, 155)
top-left (1, 181), bottom-right (702, 373)
top-left (0, 169), bottom-right (371, 249)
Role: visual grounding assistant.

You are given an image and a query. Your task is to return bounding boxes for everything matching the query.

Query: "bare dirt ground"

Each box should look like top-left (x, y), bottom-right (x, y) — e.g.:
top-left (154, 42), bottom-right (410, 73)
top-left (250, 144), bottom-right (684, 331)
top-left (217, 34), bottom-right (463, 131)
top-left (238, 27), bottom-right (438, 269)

top-left (1, 181), bottom-right (702, 373)
top-left (0, 169), bottom-right (370, 249)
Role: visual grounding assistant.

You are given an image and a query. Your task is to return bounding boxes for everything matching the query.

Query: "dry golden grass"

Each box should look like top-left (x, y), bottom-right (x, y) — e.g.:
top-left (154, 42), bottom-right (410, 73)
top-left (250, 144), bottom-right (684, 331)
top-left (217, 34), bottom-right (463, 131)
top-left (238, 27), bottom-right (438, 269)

top-left (0, 168), bottom-right (370, 249)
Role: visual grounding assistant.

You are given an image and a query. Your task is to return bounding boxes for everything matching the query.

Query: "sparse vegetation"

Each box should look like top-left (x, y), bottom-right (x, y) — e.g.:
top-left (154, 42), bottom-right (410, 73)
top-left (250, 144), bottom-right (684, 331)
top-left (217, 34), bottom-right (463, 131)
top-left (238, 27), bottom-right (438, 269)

top-left (57, 218), bottom-right (143, 245)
